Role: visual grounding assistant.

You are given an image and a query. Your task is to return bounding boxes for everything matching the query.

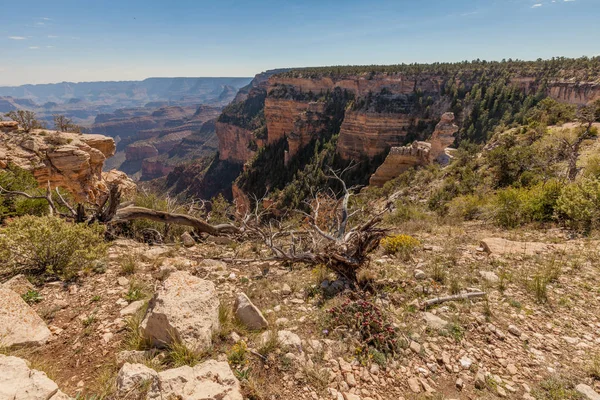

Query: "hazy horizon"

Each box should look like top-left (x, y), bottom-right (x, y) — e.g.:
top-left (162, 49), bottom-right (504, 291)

top-left (2, 0), bottom-right (599, 86)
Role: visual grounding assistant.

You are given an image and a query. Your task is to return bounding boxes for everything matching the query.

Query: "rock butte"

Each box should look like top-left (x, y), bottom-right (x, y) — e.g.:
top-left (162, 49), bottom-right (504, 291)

top-left (369, 112), bottom-right (459, 187)
top-left (0, 127), bottom-right (135, 202)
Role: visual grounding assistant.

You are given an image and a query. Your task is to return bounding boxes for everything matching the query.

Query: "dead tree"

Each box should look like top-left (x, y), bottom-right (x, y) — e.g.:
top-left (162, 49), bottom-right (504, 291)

top-left (241, 169), bottom-right (388, 282)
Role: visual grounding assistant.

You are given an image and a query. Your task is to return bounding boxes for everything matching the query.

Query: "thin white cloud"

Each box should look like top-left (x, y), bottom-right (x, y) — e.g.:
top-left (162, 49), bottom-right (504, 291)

top-left (8, 36), bottom-right (27, 40)
top-left (531, 3), bottom-right (542, 7)
top-left (41, 17), bottom-right (51, 20)
top-left (28, 46), bottom-right (40, 50)
top-left (47, 35), bottom-right (59, 38)
top-left (46, 45), bottom-right (54, 49)
top-left (34, 22), bottom-right (45, 27)
top-left (461, 11), bottom-right (479, 16)
top-left (564, 0), bottom-right (575, 2)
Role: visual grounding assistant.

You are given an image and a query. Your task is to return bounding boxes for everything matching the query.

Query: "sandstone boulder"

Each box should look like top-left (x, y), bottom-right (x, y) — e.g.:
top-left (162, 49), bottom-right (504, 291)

top-left (0, 354), bottom-right (70, 400)
top-left (116, 362), bottom-right (159, 396)
top-left (480, 237), bottom-right (551, 256)
top-left (117, 360), bottom-right (242, 400)
top-left (153, 360), bottom-right (243, 400)
top-left (576, 384), bottom-right (600, 400)
top-left (101, 169), bottom-right (137, 198)
top-left (141, 271), bottom-right (219, 351)
top-left (423, 312), bottom-right (449, 330)
top-left (0, 286), bottom-right (51, 347)
top-left (2, 274), bottom-right (35, 296)
top-left (234, 293), bottom-right (268, 330)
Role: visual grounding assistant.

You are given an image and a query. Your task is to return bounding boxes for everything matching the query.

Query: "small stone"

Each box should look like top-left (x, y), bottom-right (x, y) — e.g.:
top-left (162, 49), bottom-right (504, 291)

top-left (479, 271), bottom-right (499, 283)
top-left (408, 377), bottom-right (421, 393)
top-left (459, 356), bottom-right (472, 369)
top-left (423, 312), bottom-right (449, 330)
top-left (507, 364), bottom-right (518, 375)
top-left (575, 384), bottom-right (600, 400)
top-left (234, 293), bottom-right (268, 330)
top-left (345, 372), bottom-right (357, 387)
top-left (180, 231), bottom-right (195, 247)
top-left (475, 371), bottom-right (486, 389)
top-left (409, 341), bottom-right (422, 354)
top-left (102, 332), bottom-right (114, 343)
top-left (414, 269), bottom-right (426, 280)
top-left (281, 284), bottom-right (292, 296)
top-left (120, 300), bottom-right (145, 317)
top-left (115, 350), bottom-right (147, 366)
top-left (456, 378), bottom-right (464, 390)
top-left (117, 277), bottom-right (129, 287)
top-left (497, 386), bottom-right (507, 397)
top-left (508, 325), bottom-right (522, 337)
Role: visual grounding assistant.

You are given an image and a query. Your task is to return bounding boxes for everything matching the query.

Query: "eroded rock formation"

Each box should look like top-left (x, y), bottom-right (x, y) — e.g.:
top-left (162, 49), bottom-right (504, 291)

top-left (0, 128), bottom-right (135, 202)
top-left (369, 142), bottom-right (431, 186)
top-left (369, 113), bottom-right (459, 186)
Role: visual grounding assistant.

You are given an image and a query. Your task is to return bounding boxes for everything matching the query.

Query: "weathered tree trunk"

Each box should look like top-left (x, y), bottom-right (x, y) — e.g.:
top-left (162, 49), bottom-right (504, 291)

top-left (111, 206), bottom-right (240, 236)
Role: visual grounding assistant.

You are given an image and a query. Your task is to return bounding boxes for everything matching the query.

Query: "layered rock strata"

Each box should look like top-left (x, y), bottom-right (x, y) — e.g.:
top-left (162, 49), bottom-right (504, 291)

top-left (0, 128), bottom-right (135, 202)
top-left (337, 111), bottom-right (416, 160)
top-left (369, 113), bottom-right (459, 186)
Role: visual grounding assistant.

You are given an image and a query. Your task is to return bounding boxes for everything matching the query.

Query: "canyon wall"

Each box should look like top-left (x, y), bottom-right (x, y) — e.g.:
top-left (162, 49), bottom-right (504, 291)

top-left (215, 122), bottom-right (264, 163)
top-left (218, 72), bottom-right (600, 167)
top-left (336, 111), bottom-right (415, 160)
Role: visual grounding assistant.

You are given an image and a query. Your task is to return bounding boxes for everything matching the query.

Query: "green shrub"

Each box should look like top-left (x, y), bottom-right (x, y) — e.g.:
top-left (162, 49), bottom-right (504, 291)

top-left (492, 181), bottom-right (563, 228)
top-left (0, 166), bottom-right (50, 219)
top-left (380, 234), bottom-right (420, 260)
top-left (525, 181), bottom-right (562, 222)
top-left (447, 194), bottom-right (487, 221)
top-left (584, 155), bottom-right (600, 180)
top-left (492, 187), bottom-right (527, 228)
top-left (556, 178), bottom-right (600, 232)
top-left (384, 202), bottom-right (428, 224)
top-left (22, 289), bottom-right (43, 304)
top-left (0, 215), bottom-right (108, 280)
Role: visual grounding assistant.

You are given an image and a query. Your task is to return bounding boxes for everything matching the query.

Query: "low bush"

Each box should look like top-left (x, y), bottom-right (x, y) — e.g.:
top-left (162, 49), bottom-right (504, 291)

top-left (447, 194), bottom-right (488, 221)
top-left (556, 178), bottom-right (600, 232)
top-left (380, 234), bottom-right (420, 260)
top-left (492, 181), bottom-right (563, 228)
top-left (0, 215), bottom-right (108, 281)
top-left (327, 298), bottom-right (401, 356)
top-left (0, 165), bottom-right (50, 220)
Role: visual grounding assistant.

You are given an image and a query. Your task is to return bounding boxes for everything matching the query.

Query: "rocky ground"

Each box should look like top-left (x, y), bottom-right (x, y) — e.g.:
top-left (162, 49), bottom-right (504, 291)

top-left (2, 220), bottom-right (600, 400)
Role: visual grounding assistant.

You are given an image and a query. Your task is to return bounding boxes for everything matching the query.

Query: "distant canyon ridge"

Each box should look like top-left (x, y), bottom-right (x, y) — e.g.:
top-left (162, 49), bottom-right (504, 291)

top-left (0, 77), bottom-right (251, 127)
top-left (0, 77), bottom-right (252, 180)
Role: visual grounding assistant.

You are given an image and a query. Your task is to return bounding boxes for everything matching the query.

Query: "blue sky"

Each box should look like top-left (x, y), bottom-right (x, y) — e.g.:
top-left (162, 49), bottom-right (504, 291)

top-left (0, 0), bottom-right (598, 85)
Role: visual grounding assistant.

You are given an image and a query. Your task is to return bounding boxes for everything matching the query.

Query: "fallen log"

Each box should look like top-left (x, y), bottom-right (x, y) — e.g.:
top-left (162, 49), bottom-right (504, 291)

top-left (421, 291), bottom-right (486, 308)
top-left (111, 206), bottom-right (240, 236)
